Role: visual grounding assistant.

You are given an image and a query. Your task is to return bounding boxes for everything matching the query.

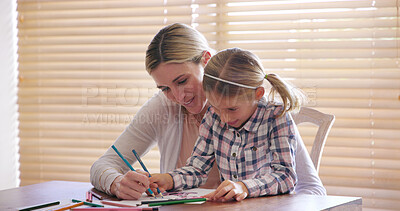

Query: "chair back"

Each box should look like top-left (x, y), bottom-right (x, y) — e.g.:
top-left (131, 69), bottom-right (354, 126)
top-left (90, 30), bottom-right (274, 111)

top-left (291, 107), bottom-right (335, 173)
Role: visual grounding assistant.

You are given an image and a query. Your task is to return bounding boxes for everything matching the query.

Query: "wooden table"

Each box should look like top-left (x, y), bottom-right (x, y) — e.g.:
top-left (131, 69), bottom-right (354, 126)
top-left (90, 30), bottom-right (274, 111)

top-left (0, 181), bottom-right (362, 210)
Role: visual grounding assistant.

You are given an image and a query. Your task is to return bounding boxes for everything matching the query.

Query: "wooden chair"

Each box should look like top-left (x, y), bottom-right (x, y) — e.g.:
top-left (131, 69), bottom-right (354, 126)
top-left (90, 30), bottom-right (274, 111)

top-left (291, 107), bottom-right (335, 173)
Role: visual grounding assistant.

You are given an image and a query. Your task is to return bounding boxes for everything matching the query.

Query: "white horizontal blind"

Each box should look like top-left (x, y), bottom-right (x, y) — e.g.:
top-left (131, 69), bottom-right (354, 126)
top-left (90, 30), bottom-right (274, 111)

top-left (17, 0), bottom-right (198, 186)
top-left (192, 0), bottom-right (400, 210)
top-left (17, 0), bottom-right (400, 210)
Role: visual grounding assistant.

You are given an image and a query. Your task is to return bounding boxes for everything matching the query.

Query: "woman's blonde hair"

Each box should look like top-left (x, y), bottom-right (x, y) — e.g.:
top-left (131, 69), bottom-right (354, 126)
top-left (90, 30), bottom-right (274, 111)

top-left (145, 23), bottom-right (212, 73)
top-left (203, 48), bottom-right (305, 116)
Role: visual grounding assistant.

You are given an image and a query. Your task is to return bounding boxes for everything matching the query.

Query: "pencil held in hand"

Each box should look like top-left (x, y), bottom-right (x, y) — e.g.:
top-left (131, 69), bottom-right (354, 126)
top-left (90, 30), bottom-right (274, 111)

top-left (111, 145), bottom-right (156, 197)
top-left (132, 149), bottom-right (164, 197)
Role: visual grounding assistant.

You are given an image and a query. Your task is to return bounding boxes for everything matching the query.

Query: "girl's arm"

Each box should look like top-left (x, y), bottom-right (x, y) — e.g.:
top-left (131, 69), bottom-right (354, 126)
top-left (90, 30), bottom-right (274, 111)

top-left (168, 108), bottom-right (216, 190)
top-left (168, 137), bottom-right (216, 190)
top-left (241, 111), bottom-right (297, 198)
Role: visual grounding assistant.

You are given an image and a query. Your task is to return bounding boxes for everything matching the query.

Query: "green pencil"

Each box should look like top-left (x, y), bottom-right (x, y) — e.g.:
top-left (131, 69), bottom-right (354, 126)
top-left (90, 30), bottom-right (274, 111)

top-left (72, 199), bottom-right (104, 207)
top-left (147, 198), bottom-right (207, 206)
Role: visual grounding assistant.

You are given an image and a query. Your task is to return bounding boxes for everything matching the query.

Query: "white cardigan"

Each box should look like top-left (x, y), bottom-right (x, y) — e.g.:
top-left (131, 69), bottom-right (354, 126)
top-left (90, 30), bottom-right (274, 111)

top-left (90, 92), bottom-right (326, 195)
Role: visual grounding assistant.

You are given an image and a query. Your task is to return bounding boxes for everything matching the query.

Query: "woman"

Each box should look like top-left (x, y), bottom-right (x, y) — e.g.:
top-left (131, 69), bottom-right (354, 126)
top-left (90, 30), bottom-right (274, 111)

top-left (90, 23), bottom-right (326, 200)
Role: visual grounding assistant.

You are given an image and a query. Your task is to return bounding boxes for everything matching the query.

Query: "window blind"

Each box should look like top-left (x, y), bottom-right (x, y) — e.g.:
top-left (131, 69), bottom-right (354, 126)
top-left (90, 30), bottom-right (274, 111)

top-left (16, 0), bottom-right (198, 185)
top-left (17, 0), bottom-right (399, 210)
top-left (192, 0), bottom-right (400, 210)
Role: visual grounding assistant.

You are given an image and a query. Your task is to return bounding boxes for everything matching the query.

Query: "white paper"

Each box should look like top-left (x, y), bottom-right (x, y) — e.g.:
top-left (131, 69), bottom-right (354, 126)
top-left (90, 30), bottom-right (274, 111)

top-left (116, 188), bottom-right (215, 206)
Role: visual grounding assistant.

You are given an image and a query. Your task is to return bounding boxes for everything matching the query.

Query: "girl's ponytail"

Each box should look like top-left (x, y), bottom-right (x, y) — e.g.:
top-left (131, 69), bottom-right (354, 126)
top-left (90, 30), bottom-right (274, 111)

top-left (202, 47), bottom-right (306, 115)
top-left (265, 73), bottom-right (306, 117)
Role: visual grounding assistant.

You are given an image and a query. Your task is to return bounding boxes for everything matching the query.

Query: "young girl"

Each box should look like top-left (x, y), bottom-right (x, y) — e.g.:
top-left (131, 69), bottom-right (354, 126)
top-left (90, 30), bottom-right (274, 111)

top-left (150, 47), bottom-right (305, 202)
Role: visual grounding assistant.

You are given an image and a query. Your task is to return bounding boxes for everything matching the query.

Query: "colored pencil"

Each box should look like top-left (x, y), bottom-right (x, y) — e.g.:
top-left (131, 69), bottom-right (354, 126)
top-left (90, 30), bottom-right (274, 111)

top-left (141, 197), bottom-right (204, 204)
top-left (54, 201), bottom-right (84, 211)
top-left (86, 191), bottom-right (93, 202)
top-left (147, 198), bottom-right (207, 206)
top-left (89, 190), bottom-right (104, 200)
top-left (132, 149), bottom-right (163, 197)
top-left (140, 199), bottom-right (169, 204)
top-left (71, 208), bottom-right (158, 211)
top-left (111, 145), bottom-right (155, 197)
top-left (100, 200), bottom-right (137, 207)
top-left (72, 199), bottom-right (104, 207)
top-left (19, 201), bottom-right (60, 211)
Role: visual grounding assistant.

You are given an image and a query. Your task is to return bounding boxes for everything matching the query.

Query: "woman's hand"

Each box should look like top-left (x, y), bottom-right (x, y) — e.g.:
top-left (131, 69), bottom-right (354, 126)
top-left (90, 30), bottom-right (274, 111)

top-left (110, 169), bottom-right (150, 199)
top-left (149, 173), bottom-right (174, 193)
top-left (202, 180), bottom-right (249, 202)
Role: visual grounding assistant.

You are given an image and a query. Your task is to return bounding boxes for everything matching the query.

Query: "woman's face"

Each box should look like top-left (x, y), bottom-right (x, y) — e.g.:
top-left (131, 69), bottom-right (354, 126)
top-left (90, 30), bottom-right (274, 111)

top-left (151, 62), bottom-right (208, 115)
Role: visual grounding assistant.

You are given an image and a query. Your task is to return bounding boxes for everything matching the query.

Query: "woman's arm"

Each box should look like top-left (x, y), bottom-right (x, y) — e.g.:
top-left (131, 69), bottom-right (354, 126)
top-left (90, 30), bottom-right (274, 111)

top-left (294, 129), bottom-right (327, 195)
top-left (90, 92), bottom-right (166, 198)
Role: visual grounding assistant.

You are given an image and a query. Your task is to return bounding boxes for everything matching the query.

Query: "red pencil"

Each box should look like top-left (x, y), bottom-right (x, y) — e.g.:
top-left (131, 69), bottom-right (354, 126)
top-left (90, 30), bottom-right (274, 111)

top-left (89, 190), bottom-right (104, 200)
top-left (86, 191), bottom-right (93, 202)
top-left (72, 208), bottom-right (158, 211)
top-left (100, 200), bottom-right (138, 207)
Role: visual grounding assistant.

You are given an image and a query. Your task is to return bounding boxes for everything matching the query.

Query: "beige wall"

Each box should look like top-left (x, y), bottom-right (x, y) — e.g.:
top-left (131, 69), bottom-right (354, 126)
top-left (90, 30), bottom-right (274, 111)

top-left (0, 0), bottom-right (20, 190)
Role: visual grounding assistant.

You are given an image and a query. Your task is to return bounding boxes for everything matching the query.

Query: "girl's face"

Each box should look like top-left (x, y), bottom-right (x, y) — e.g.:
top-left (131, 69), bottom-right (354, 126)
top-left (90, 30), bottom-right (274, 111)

top-left (151, 62), bottom-right (208, 115)
top-left (206, 91), bottom-right (259, 129)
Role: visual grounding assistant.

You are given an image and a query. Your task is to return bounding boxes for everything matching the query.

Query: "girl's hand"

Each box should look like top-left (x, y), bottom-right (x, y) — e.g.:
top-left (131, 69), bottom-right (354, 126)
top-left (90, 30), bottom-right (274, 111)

top-left (202, 180), bottom-right (249, 202)
top-left (149, 173), bottom-right (174, 193)
top-left (110, 169), bottom-right (150, 200)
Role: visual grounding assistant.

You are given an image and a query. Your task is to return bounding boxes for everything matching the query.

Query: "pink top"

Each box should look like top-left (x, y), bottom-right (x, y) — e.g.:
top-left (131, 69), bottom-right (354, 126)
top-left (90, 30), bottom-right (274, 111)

top-left (177, 112), bottom-right (220, 189)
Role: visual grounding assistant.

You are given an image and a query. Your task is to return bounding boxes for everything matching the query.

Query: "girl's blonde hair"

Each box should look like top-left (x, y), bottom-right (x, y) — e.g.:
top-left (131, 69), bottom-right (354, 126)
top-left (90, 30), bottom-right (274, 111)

top-left (203, 48), bottom-right (305, 116)
top-left (145, 23), bottom-right (212, 73)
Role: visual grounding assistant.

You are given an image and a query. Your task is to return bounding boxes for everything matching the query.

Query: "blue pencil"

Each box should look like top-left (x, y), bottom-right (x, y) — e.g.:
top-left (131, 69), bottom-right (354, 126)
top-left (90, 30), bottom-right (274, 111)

top-left (132, 149), bottom-right (164, 197)
top-left (111, 145), bottom-right (155, 197)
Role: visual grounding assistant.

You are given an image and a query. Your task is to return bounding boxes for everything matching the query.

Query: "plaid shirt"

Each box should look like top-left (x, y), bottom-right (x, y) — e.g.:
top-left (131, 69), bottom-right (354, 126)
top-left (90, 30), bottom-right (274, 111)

top-left (169, 98), bottom-right (297, 197)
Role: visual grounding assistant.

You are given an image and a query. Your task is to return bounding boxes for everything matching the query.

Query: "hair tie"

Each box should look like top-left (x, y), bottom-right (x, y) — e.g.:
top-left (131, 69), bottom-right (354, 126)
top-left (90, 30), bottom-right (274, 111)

top-left (264, 74), bottom-right (268, 80)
